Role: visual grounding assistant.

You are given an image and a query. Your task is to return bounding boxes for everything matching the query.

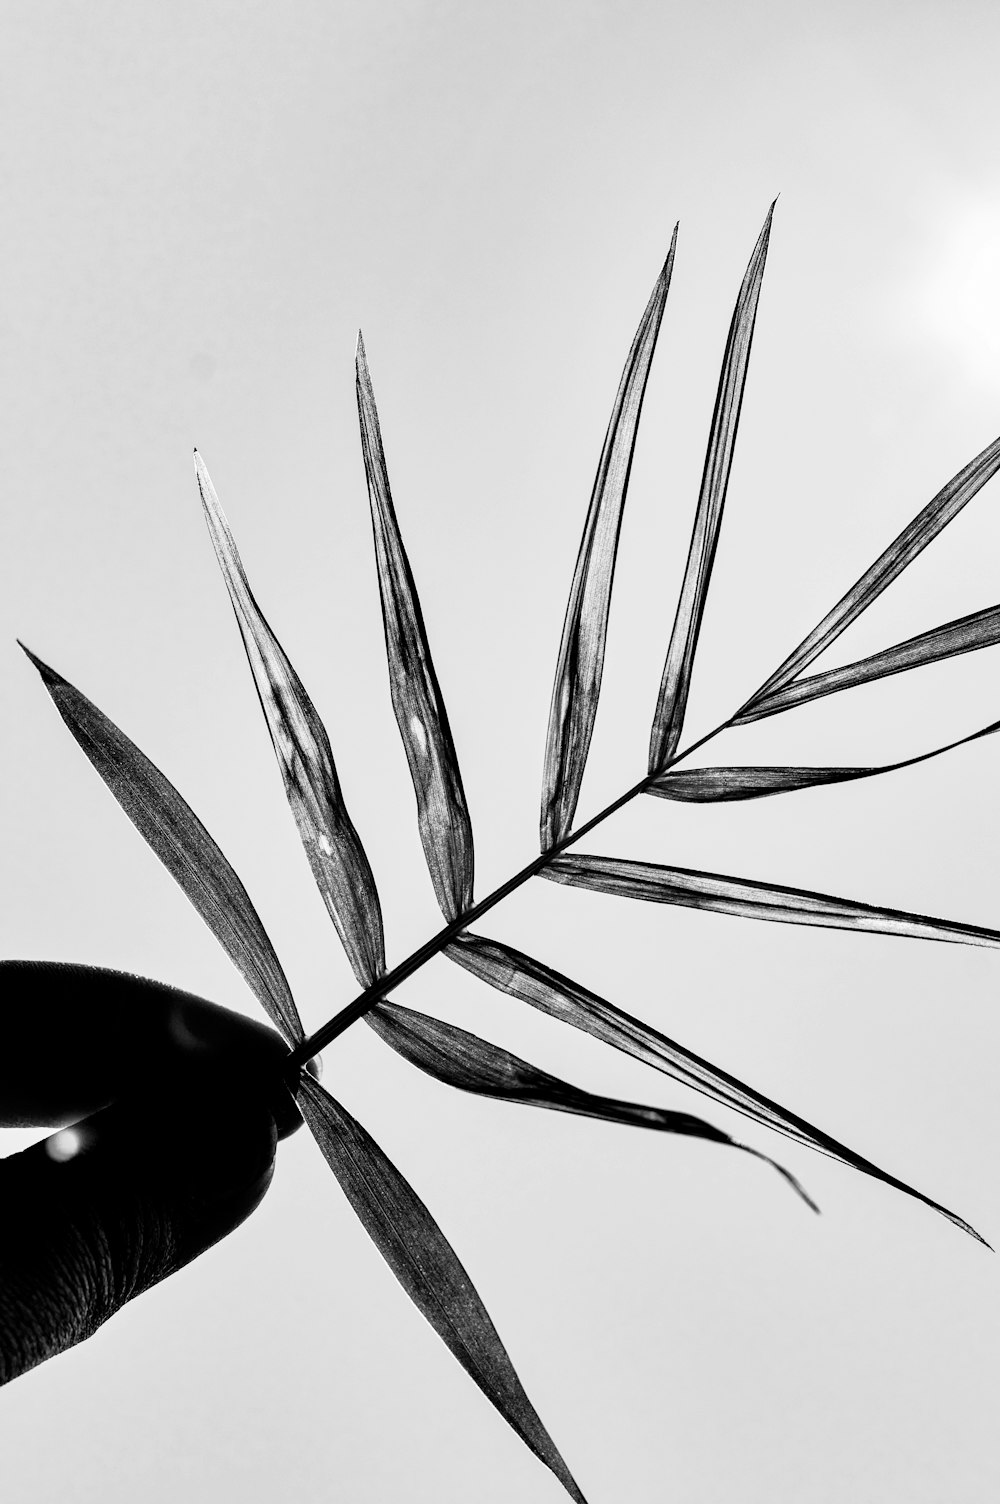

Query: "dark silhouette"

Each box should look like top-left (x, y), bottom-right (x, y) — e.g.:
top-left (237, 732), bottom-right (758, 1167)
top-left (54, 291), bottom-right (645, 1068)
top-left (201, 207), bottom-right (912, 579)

top-left (0, 961), bottom-right (304, 1383)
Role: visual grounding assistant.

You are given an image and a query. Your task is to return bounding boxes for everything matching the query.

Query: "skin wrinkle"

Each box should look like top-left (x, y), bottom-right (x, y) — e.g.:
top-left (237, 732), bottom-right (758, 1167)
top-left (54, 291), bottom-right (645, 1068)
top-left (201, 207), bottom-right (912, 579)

top-left (0, 1144), bottom-right (177, 1381)
top-left (0, 1106), bottom-right (277, 1384)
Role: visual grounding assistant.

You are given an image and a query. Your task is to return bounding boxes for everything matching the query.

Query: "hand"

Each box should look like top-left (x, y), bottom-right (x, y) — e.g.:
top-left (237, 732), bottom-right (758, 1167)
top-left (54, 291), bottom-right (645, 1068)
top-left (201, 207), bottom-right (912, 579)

top-left (0, 960), bottom-right (305, 1384)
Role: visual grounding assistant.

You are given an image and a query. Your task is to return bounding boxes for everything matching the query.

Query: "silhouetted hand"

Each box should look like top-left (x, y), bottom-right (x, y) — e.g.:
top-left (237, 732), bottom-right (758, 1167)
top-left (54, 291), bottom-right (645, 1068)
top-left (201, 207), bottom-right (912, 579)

top-left (0, 961), bottom-right (305, 1384)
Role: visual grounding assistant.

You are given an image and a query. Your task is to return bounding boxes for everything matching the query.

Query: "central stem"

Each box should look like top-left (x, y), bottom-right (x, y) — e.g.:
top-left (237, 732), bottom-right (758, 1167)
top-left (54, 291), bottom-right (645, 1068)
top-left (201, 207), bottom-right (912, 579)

top-left (285, 718), bottom-right (731, 1072)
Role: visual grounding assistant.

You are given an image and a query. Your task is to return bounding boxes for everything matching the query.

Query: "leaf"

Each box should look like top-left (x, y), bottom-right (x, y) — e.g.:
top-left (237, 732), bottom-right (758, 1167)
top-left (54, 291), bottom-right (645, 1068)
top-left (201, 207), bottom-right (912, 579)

top-left (295, 1073), bottom-right (588, 1504)
top-left (195, 451), bottom-right (385, 988)
top-left (20, 644), bottom-right (304, 1045)
top-left (741, 431), bottom-right (1000, 713)
top-left (647, 715), bottom-right (1000, 802)
top-left (355, 336), bottom-right (475, 920)
top-left (648, 203), bottom-right (775, 773)
top-left (366, 1000), bottom-right (816, 1209)
top-left (735, 602), bottom-right (1000, 723)
top-left (540, 229), bottom-right (678, 849)
top-left (543, 852), bottom-right (1000, 950)
top-left (445, 931), bottom-right (984, 1242)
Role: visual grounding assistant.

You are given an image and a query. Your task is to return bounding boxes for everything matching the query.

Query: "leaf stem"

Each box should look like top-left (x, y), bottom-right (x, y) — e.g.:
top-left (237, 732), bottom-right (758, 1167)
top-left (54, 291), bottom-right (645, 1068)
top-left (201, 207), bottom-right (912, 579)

top-left (285, 718), bottom-right (732, 1071)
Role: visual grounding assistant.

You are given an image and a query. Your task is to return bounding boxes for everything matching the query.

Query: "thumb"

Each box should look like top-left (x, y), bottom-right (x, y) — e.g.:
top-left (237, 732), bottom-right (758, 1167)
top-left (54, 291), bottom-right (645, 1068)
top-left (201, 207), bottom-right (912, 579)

top-left (0, 1080), bottom-right (277, 1384)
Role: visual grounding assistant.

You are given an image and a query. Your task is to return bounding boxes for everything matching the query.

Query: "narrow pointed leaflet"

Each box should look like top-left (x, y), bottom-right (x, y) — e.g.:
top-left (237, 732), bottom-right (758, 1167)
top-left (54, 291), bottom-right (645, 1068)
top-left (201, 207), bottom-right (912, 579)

top-left (648, 715), bottom-right (1000, 802)
top-left (648, 203), bottom-right (774, 773)
top-left (195, 452), bottom-right (384, 988)
top-left (539, 227), bottom-right (677, 849)
top-left (741, 430), bottom-right (1000, 714)
top-left (20, 644), bottom-right (303, 1045)
top-left (445, 931), bottom-right (983, 1241)
top-left (735, 602), bottom-right (1000, 723)
top-left (365, 1000), bottom-right (815, 1208)
top-left (356, 335), bottom-right (475, 919)
top-left (544, 852), bottom-right (1000, 950)
top-left (296, 1073), bottom-right (588, 1504)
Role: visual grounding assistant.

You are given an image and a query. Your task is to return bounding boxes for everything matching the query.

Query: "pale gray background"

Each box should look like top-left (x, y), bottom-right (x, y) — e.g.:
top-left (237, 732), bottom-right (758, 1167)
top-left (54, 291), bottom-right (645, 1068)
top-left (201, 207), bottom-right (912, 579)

top-left (2, 3), bottom-right (1000, 1500)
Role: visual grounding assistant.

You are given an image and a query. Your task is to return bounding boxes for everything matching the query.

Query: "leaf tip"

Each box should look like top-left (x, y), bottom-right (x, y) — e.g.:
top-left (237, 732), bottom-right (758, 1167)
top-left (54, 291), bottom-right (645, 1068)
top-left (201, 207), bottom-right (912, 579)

top-left (777, 1164), bottom-right (821, 1215)
top-left (740, 1142), bottom-right (820, 1214)
top-left (664, 220), bottom-right (679, 268)
top-left (933, 1201), bottom-right (992, 1248)
top-left (968, 1223), bottom-right (993, 1251)
top-left (192, 448), bottom-right (212, 493)
top-left (760, 200), bottom-right (777, 247)
top-left (18, 639), bottom-right (57, 685)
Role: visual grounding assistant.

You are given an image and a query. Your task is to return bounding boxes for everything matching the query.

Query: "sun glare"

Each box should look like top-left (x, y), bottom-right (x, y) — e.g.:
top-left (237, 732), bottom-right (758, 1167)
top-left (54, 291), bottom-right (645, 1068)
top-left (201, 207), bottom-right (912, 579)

top-left (907, 198), bottom-right (1000, 387)
top-left (46, 1126), bottom-right (85, 1163)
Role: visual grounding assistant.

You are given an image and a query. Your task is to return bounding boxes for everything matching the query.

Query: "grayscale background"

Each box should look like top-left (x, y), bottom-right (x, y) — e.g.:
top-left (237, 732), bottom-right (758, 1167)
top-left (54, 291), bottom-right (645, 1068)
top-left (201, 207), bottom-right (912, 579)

top-left (2, 3), bottom-right (1000, 1500)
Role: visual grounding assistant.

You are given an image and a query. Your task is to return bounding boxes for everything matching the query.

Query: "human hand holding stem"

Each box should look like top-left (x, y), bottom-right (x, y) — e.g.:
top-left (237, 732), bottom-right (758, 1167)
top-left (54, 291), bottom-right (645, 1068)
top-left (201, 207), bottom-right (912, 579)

top-left (16, 202), bottom-right (1000, 1499)
top-left (0, 964), bottom-right (315, 1385)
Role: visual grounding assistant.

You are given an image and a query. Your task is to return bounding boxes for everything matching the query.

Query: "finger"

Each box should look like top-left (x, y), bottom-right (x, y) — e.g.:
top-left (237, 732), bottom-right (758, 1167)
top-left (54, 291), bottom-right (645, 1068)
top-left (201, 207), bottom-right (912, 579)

top-left (0, 1078), bottom-right (278, 1385)
top-left (0, 961), bottom-right (307, 1134)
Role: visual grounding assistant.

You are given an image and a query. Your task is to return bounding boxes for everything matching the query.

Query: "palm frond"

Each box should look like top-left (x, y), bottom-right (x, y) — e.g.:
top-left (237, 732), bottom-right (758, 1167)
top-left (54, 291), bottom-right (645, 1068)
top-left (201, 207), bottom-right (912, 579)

top-left (735, 603), bottom-right (1000, 723)
top-left (540, 229), bottom-right (677, 849)
top-left (543, 851), bottom-right (1000, 950)
top-left (648, 716), bottom-right (1000, 802)
top-left (296, 1073), bottom-right (588, 1504)
top-left (365, 999), bottom-right (816, 1208)
top-left (20, 644), bottom-right (303, 1046)
top-left (444, 930), bottom-right (983, 1243)
top-left (740, 431), bottom-right (1000, 714)
top-left (355, 334), bottom-right (475, 918)
top-left (648, 203), bottom-right (774, 772)
top-left (196, 451), bottom-right (384, 987)
top-left (27, 204), bottom-right (1000, 1504)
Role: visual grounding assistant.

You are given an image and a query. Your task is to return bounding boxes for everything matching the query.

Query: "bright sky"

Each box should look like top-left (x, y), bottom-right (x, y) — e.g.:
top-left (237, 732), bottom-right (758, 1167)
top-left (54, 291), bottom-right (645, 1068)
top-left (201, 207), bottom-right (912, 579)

top-left (899, 192), bottom-right (1000, 390)
top-left (3, 4), bottom-right (1000, 1502)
